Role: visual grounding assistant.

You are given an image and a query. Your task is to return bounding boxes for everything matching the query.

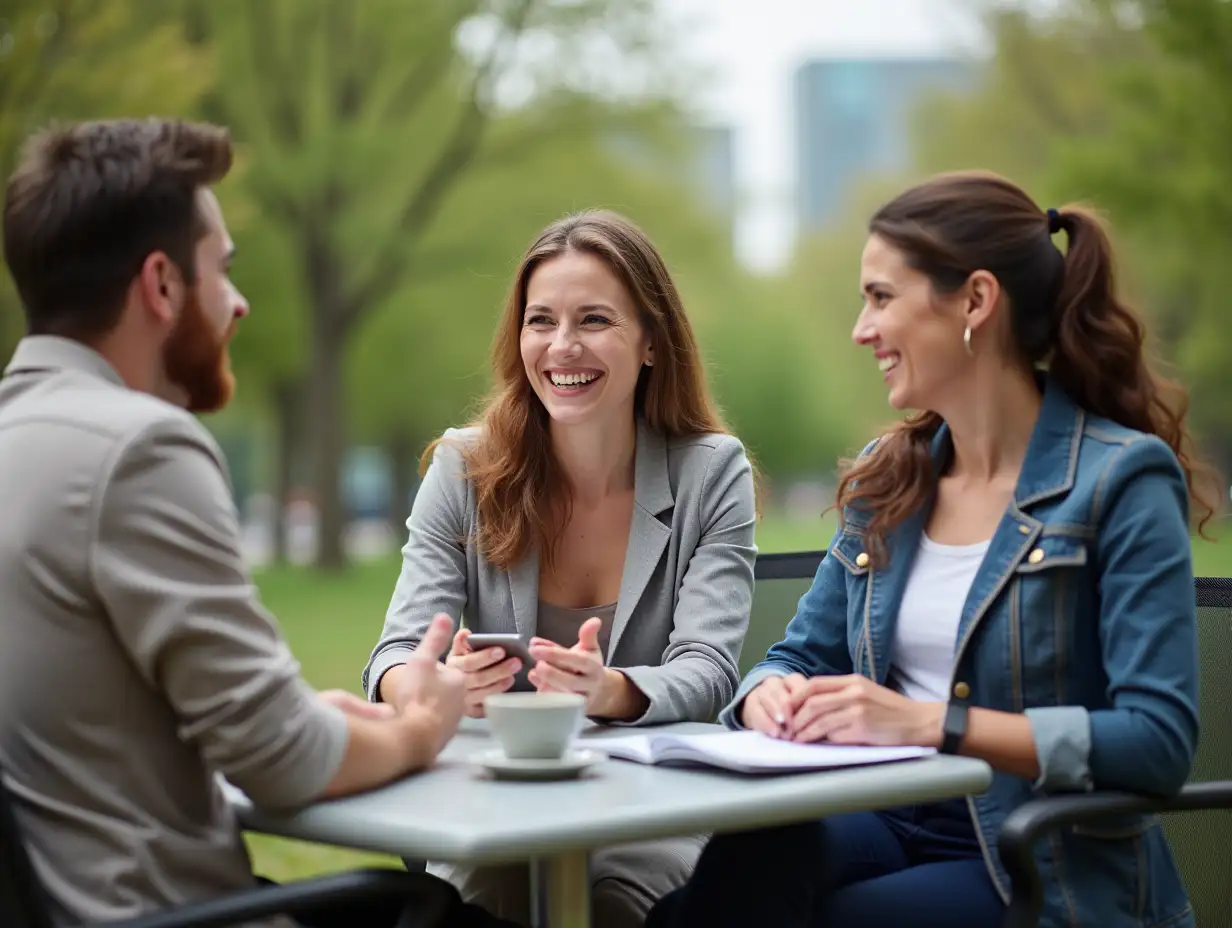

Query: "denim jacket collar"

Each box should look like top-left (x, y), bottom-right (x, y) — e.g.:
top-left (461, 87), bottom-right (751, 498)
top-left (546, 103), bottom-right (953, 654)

top-left (925, 374), bottom-right (1084, 511)
top-left (864, 375), bottom-right (1087, 688)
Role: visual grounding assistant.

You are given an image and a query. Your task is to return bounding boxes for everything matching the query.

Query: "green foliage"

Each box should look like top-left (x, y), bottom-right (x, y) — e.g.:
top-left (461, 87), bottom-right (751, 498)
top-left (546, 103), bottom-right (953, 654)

top-left (0, 0), bottom-right (214, 354)
top-left (1054, 0), bottom-right (1232, 453)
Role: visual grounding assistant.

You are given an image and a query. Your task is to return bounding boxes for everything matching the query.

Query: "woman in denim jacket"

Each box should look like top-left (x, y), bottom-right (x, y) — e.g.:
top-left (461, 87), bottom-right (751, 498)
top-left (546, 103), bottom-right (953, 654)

top-left (647, 171), bottom-right (1217, 928)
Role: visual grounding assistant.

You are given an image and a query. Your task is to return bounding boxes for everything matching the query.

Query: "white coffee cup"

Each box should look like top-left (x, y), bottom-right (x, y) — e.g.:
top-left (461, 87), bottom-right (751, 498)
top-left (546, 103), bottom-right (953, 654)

top-left (484, 692), bottom-right (585, 760)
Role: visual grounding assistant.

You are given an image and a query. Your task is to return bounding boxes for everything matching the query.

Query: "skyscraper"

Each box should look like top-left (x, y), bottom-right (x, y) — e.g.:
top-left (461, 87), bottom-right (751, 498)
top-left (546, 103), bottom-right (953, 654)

top-left (795, 57), bottom-right (978, 230)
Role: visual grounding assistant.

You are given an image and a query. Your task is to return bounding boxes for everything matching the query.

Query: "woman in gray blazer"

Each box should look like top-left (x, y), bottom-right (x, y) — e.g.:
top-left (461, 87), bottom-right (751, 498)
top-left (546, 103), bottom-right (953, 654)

top-left (362, 209), bottom-right (757, 927)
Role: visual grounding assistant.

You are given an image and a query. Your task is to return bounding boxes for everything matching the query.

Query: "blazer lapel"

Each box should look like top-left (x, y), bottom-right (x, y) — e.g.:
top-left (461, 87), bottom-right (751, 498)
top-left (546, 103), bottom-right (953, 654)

top-left (507, 548), bottom-right (541, 639)
top-left (607, 421), bottom-right (672, 660)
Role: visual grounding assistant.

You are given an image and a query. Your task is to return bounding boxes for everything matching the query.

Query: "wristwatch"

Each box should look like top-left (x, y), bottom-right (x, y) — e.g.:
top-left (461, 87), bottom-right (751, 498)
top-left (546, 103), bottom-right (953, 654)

top-left (939, 701), bottom-right (970, 755)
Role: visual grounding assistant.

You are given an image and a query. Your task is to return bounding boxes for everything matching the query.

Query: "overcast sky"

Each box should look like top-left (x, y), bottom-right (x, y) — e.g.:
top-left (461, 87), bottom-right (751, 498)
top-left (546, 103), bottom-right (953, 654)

top-left (660, 0), bottom-right (991, 268)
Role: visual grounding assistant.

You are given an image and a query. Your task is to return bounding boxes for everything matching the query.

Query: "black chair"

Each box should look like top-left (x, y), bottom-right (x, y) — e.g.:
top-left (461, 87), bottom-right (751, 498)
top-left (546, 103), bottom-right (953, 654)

top-left (747, 553), bottom-right (1232, 927)
top-left (999, 576), bottom-right (1232, 928)
top-left (0, 761), bottom-right (453, 928)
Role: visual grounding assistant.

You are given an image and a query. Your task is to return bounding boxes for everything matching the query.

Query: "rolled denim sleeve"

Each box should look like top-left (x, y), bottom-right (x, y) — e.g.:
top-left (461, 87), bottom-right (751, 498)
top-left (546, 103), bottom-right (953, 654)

top-left (720, 526), bottom-right (855, 730)
top-left (1026, 705), bottom-right (1093, 792)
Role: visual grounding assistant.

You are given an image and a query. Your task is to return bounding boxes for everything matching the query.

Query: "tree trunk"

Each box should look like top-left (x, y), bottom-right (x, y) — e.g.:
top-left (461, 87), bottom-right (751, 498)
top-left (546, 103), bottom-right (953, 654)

top-left (270, 378), bottom-right (302, 566)
top-left (304, 227), bottom-right (350, 572)
top-left (386, 428), bottom-right (416, 539)
top-left (310, 321), bottom-right (347, 570)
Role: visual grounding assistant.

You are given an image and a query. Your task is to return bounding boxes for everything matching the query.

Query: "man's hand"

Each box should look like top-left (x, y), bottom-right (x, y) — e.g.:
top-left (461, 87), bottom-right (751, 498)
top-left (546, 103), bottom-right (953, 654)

top-left (387, 613), bottom-right (466, 759)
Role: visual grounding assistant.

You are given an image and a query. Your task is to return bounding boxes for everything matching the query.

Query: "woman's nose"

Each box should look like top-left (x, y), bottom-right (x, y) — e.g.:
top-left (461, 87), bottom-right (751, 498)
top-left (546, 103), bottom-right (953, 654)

top-left (851, 307), bottom-right (875, 345)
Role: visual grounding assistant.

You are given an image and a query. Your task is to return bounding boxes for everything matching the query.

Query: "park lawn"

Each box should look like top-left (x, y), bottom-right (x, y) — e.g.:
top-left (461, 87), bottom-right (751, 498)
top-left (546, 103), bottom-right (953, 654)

top-left (245, 513), bottom-right (1231, 881)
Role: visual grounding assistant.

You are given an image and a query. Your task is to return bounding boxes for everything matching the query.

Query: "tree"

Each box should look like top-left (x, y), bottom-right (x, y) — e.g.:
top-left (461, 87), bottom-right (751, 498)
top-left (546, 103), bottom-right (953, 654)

top-left (187, 0), bottom-right (683, 568)
top-left (1055, 0), bottom-right (1232, 464)
top-left (0, 0), bottom-right (213, 355)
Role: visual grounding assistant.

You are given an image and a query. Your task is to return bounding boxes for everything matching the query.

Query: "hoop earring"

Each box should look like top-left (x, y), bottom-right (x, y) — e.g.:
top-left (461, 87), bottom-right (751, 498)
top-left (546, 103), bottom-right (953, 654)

top-left (963, 324), bottom-right (975, 358)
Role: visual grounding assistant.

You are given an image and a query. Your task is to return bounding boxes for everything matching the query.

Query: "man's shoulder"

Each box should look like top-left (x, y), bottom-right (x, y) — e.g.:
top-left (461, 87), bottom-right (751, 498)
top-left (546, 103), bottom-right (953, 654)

top-left (27, 371), bottom-right (218, 456)
top-left (1, 371), bottom-right (220, 476)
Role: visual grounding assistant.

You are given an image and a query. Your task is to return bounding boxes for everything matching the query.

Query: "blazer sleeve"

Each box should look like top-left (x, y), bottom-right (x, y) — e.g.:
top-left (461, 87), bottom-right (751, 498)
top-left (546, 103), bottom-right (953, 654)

top-left (91, 417), bottom-right (348, 809)
top-left (616, 435), bottom-right (757, 724)
top-left (362, 431), bottom-right (470, 701)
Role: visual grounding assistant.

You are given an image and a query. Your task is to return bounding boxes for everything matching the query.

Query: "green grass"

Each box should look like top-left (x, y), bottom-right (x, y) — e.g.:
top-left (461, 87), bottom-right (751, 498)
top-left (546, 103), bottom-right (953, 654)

top-left (245, 513), bottom-right (1232, 880)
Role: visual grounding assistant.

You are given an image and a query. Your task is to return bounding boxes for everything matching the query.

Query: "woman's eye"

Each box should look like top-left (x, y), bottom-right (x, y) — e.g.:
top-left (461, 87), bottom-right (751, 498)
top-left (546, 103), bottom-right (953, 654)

top-left (524, 314), bottom-right (552, 326)
top-left (583, 314), bottom-right (611, 325)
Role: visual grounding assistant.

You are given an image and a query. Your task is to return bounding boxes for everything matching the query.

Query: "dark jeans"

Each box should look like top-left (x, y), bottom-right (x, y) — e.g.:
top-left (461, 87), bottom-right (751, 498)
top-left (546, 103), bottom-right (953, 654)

top-left (645, 798), bottom-right (1004, 928)
top-left (257, 873), bottom-right (516, 928)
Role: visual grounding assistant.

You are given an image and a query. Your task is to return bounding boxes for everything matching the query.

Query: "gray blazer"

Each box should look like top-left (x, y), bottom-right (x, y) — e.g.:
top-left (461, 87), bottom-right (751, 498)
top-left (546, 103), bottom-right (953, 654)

top-left (362, 419), bottom-right (757, 724)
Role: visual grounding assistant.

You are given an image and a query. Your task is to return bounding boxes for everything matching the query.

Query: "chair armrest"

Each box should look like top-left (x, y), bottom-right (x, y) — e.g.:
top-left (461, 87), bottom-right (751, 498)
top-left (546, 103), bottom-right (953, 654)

top-left (999, 780), bottom-right (1232, 928)
top-left (98, 867), bottom-right (451, 928)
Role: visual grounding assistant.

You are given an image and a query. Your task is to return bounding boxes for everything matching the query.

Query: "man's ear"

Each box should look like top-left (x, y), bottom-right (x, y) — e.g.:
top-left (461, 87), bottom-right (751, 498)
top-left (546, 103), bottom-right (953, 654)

top-left (136, 252), bottom-right (183, 326)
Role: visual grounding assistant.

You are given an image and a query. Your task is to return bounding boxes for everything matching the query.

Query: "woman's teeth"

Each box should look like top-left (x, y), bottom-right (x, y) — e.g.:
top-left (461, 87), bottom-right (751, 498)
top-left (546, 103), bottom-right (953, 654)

top-left (550, 371), bottom-right (600, 387)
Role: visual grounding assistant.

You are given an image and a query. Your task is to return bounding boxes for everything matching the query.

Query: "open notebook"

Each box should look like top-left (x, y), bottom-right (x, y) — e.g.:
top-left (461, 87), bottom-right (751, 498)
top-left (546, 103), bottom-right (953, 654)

top-left (593, 730), bottom-right (935, 774)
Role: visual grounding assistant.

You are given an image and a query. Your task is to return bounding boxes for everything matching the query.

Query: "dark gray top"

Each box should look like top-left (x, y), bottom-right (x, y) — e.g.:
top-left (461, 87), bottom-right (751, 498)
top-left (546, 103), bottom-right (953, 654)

top-left (536, 600), bottom-right (618, 655)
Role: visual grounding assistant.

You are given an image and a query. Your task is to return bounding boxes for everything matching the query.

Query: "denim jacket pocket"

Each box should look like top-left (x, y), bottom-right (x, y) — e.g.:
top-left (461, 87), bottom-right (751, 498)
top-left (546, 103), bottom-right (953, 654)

top-left (1015, 533), bottom-right (1089, 574)
top-left (1012, 533), bottom-right (1090, 707)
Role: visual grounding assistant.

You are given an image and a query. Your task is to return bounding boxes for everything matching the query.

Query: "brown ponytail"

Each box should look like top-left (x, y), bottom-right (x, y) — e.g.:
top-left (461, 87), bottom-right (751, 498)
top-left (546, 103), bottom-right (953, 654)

top-left (836, 172), bottom-right (1218, 566)
top-left (1047, 205), bottom-right (1217, 537)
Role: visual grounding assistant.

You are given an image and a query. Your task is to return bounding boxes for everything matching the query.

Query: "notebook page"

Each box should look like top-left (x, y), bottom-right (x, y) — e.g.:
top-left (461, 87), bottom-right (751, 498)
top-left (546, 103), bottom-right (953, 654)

top-left (591, 734), bottom-right (656, 763)
top-left (653, 731), bottom-right (934, 772)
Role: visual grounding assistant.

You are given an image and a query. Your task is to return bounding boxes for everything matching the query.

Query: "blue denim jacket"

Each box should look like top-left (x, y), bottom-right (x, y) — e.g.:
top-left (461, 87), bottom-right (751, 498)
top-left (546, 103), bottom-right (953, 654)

top-left (725, 378), bottom-right (1199, 928)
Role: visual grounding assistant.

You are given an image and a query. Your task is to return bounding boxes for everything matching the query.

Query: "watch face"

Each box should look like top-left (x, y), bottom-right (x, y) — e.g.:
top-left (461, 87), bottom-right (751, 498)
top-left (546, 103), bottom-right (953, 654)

top-left (942, 702), bottom-right (970, 754)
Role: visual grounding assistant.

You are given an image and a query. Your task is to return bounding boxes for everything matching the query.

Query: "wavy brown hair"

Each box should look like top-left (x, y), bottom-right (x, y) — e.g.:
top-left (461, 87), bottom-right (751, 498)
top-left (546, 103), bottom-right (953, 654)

top-left (837, 171), bottom-right (1218, 565)
top-left (425, 209), bottom-right (736, 570)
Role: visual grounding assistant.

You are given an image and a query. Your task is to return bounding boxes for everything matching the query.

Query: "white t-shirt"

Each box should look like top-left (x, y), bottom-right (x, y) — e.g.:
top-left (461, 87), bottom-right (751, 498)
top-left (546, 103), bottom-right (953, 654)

top-left (889, 533), bottom-right (990, 702)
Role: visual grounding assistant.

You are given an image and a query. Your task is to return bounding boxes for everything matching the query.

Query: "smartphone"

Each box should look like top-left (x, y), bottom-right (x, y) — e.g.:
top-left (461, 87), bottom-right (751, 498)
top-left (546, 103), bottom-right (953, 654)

top-left (465, 633), bottom-right (535, 692)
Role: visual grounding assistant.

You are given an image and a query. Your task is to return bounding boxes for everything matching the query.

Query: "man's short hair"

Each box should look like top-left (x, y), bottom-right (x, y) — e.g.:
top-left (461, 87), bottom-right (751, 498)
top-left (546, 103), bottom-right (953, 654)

top-left (2, 118), bottom-right (233, 341)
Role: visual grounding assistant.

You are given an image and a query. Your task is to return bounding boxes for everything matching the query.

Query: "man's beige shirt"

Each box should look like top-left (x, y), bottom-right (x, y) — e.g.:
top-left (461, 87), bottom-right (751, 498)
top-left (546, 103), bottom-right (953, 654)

top-left (0, 336), bottom-right (348, 925)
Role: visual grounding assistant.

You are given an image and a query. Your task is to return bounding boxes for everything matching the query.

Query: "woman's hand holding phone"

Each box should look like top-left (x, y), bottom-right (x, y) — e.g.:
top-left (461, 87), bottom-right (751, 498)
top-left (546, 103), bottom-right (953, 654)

top-left (446, 629), bottom-right (526, 717)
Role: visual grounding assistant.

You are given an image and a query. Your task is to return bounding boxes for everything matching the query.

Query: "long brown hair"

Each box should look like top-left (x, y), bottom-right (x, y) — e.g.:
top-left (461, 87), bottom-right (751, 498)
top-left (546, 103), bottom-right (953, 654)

top-left (425, 209), bottom-right (734, 570)
top-left (837, 171), bottom-right (1218, 564)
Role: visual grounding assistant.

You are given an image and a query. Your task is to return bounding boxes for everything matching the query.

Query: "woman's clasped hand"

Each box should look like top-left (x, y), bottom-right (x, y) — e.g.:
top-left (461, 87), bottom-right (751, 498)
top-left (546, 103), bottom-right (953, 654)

top-left (742, 673), bottom-right (943, 748)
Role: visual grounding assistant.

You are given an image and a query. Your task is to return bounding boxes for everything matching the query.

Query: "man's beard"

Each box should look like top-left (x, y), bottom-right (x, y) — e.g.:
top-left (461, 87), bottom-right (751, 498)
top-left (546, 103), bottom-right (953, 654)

top-left (162, 289), bottom-right (235, 413)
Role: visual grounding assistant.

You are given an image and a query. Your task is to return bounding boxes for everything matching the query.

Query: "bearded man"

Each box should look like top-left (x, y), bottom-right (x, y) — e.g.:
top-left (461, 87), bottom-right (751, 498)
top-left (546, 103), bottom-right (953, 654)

top-left (0, 118), bottom-right (505, 928)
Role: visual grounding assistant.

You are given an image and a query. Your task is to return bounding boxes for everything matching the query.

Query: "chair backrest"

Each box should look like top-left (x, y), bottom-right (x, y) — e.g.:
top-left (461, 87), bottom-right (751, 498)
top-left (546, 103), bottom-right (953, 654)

top-left (748, 553), bottom-right (1232, 924)
top-left (1161, 577), bottom-right (1232, 925)
top-left (743, 551), bottom-right (824, 677)
top-left (0, 763), bottom-right (55, 928)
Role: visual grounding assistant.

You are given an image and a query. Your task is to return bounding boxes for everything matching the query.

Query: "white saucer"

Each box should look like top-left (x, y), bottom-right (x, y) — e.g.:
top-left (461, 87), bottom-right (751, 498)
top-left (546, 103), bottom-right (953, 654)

top-left (471, 748), bottom-right (605, 781)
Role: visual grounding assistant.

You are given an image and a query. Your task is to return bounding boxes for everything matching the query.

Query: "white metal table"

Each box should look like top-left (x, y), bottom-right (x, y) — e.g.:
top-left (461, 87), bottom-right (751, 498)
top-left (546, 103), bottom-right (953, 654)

top-left (226, 720), bottom-right (993, 927)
